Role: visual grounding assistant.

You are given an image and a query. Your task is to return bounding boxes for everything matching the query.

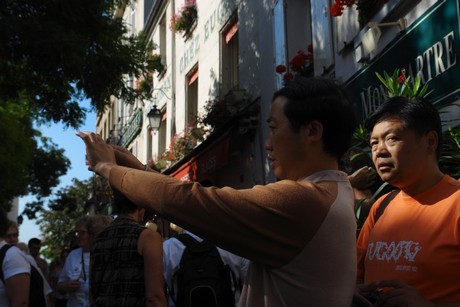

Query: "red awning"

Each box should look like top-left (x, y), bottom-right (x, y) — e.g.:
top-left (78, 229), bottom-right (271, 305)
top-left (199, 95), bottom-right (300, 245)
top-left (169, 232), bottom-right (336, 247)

top-left (170, 136), bottom-right (230, 182)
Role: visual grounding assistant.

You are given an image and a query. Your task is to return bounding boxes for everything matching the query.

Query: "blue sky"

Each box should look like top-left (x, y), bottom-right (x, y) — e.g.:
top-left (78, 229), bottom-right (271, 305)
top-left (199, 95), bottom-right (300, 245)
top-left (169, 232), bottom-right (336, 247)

top-left (18, 102), bottom-right (96, 244)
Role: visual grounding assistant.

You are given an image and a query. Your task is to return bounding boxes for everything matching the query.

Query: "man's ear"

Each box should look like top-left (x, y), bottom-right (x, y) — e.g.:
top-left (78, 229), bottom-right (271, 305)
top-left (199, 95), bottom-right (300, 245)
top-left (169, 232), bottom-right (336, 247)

top-left (302, 120), bottom-right (323, 141)
top-left (425, 130), bottom-right (438, 154)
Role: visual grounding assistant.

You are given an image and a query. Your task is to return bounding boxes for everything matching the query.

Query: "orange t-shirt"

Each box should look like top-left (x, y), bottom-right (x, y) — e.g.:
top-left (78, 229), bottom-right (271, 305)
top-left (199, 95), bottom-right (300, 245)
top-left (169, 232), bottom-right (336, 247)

top-left (357, 175), bottom-right (460, 304)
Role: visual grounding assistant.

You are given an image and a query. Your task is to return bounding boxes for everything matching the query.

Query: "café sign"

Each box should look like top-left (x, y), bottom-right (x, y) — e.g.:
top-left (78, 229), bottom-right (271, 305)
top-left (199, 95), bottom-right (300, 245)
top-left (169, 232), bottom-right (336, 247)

top-left (345, 0), bottom-right (459, 121)
top-left (121, 110), bottom-right (143, 148)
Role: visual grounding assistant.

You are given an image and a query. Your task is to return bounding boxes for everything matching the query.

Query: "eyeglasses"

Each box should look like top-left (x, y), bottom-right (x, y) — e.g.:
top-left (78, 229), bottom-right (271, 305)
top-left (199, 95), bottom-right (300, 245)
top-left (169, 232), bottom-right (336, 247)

top-left (6, 232), bottom-right (19, 238)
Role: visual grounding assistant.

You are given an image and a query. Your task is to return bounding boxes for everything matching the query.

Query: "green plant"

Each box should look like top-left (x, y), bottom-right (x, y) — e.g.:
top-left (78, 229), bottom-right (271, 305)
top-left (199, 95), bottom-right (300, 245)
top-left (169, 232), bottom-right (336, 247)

top-left (375, 68), bottom-right (431, 99)
top-left (146, 54), bottom-right (164, 75)
top-left (147, 125), bottom-right (204, 171)
top-left (439, 126), bottom-right (460, 179)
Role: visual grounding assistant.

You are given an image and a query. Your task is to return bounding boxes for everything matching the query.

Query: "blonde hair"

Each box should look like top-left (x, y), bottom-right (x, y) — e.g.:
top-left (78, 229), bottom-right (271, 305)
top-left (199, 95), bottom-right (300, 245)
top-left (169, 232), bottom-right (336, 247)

top-left (86, 215), bottom-right (113, 239)
top-left (16, 242), bottom-right (29, 254)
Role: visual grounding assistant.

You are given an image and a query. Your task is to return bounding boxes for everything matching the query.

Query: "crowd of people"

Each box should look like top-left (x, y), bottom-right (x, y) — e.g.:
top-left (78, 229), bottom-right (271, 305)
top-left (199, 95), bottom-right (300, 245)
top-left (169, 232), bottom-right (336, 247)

top-left (1, 76), bottom-right (459, 306)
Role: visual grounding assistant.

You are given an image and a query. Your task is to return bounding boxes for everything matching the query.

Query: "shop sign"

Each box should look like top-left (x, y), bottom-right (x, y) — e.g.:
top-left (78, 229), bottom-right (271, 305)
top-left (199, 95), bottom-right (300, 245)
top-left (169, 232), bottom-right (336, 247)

top-left (345, 0), bottom-right (459, 121)
top-left (121, 110), bottom-right (143, 148)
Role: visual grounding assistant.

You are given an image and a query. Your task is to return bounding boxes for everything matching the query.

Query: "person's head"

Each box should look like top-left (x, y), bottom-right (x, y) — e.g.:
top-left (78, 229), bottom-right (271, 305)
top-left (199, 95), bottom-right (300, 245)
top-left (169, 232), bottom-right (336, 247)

top-left (6, 220), bottom-right (19, 245)
top-left (112, 189), bottom-right (145, 221)
top-left (365, 96), bottom-right (442, 188)
top-left (75, 215), bottom-right (91, 250)
top-left (266, 76), bottom-right (357, 180)
top-left (86, 215), bottom-right (112, 243)
top-left (28, 237), bottom-right (42, 257)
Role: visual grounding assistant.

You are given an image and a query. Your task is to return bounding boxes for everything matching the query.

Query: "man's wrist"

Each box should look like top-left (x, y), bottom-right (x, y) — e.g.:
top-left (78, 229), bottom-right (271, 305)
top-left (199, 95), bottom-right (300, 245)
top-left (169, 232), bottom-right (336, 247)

top-left (94, 162), bottom-right (115, 179)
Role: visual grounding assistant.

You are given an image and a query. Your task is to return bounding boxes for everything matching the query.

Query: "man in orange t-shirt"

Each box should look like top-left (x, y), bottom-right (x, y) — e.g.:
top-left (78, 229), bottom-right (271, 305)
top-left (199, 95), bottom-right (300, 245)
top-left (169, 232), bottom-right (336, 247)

top-left (356, 97), bottom-right (460, 306)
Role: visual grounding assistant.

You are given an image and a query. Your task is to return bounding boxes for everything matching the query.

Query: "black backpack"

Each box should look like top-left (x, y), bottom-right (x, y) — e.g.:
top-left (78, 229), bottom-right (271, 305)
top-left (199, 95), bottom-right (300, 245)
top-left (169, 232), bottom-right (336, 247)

top-left (172, 234), bottom-right (236, 307)
top-left (0, 244), bottom-right (46, 307)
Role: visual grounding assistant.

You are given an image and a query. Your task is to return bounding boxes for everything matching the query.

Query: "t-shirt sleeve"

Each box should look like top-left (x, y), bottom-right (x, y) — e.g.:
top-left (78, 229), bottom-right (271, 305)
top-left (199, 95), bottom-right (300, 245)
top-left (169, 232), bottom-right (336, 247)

top-left (3, 247), bottom-right (30, 280)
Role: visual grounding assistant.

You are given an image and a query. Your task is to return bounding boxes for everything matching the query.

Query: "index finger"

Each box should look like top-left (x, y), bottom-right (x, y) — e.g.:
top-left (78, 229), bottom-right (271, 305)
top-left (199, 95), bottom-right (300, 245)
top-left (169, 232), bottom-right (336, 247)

top-left (76, 131), bottom-right (93, 145)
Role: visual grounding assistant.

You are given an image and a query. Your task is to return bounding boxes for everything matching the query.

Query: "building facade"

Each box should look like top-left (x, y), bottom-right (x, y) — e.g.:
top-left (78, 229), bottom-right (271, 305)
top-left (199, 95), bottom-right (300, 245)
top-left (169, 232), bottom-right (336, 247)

top-left (96, 0), bottom-right (459, 220)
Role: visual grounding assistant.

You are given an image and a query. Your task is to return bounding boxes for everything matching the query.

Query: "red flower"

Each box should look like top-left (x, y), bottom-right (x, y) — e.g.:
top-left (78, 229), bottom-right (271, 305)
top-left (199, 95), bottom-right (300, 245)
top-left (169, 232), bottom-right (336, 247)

top-left (307, 44), bottom-right (313, 53)
top-left (283, 72), bottom-right (294, 81)
top-left (398, 68), bottom-right (407, 84)
top-left (289, 51), bottom-right (308, 71)
top-left (276, 65), bottom-right (287, 74)
top-left (330, 3), bottom-right (343, 17)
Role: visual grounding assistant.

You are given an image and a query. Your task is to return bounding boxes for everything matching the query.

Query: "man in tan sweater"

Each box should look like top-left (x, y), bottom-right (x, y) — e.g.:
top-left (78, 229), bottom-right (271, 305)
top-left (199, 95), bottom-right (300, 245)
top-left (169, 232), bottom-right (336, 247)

top-left (78, 76), bottom-right (358, 306)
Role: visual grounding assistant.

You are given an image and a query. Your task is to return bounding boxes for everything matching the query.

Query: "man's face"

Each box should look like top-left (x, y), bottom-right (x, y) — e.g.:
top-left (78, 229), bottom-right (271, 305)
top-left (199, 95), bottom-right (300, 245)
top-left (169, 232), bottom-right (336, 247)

top-left (29, 243), bottom-right (41, 257)
top-left (265, 96), bottom-right (309, 180)
top-left (370, 118), bottom-right (427, 188)
top-left (6, 226), bottom-right (19, 245)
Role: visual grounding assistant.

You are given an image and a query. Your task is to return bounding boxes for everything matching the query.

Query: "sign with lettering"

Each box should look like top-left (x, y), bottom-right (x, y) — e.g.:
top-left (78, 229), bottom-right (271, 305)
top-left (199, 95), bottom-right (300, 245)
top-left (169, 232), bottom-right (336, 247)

top-left (121, 110), bottom-right (143, 148)
top-left (345, 0), bottom-right (459, 121)
top-left (178, 2), bottom-right (232, 74)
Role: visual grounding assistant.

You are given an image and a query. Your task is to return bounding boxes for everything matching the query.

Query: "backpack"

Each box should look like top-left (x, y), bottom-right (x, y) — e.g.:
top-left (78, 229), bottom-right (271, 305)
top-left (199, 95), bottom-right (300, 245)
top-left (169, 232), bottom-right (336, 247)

top-left (172, 234), bottom-right (236, 307)
top-left (0, 244), bottom-right (46, 307)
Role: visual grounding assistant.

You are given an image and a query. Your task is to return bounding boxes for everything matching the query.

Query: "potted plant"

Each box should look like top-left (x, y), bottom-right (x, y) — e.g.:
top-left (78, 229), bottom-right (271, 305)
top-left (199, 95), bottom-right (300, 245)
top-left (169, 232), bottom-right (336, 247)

top-left (169, 0), bottom-right (197, 36)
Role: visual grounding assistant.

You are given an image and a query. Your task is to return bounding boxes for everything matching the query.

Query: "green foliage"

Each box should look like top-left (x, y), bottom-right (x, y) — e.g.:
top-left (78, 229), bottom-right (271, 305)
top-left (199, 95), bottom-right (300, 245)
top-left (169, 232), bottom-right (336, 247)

top-left (1, 0), bottom-right (156, 209)
top-left (37, 178), bottom-right (92, 260)
top-left (0, 101), bottom-right (35, 210)
top-left (1, 0), bottom-right (156, 127)
top-left (375, 69), bottom-right (431, 99)
top-left (439, 127), bottom-right (460, 179)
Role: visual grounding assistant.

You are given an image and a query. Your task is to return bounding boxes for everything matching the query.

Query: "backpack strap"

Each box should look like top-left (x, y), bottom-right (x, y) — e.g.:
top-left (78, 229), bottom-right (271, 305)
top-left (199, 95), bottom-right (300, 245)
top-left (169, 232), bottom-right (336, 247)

top-left (0, 244), bottom-right (14, 282)
top-left (375, 190), bottom-right (399, 224)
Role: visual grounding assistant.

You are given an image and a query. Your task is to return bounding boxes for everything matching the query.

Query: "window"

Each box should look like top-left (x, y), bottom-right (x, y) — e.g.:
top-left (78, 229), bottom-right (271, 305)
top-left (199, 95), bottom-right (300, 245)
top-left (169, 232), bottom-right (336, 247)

top-left (221, 17), bottom-right (239, 94)
top-left (186, 66), bottom-right (199, 126)
top-left (130, 3), bottom-right (136, 35)
top-left (158, 110), bottom-right (167, 155)
top-left (274, 0), bottom-right (287, 89)
top-left (159, 15), bottom-right (167, 71)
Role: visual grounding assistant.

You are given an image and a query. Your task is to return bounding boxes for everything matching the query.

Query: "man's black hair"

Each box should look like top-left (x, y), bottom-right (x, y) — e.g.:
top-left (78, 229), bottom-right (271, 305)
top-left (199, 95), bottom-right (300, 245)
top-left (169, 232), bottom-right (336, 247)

top-left (365, 96), bottom-right (442, 159)
top-left (112, 189), bottom-right (139, 215)
top-left (273, 76), bottom-right (358, 158)
top-left (28, 237), bottom-right (41, 247)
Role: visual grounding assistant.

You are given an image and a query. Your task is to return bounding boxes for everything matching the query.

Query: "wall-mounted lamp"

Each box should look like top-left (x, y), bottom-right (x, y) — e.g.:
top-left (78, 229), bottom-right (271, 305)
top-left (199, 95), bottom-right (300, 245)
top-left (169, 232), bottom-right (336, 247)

top-left (147, 105), bottom-right (162, 133)
top-left (357, 18), bottom-right (407, 62)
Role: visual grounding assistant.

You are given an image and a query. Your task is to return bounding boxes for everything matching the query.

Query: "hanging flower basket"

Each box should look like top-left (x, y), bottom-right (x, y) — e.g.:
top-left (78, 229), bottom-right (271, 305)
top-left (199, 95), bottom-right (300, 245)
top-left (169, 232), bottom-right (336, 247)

top-left (169, 0), bottom-right (197, 36)
top-left (275, 44), bottom-right (314, 83)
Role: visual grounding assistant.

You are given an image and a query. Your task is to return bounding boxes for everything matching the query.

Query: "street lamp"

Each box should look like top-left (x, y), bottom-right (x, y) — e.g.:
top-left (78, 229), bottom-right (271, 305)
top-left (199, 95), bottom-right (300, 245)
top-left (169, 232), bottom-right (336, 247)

top-left (147, 105), bottom-right (162, 132)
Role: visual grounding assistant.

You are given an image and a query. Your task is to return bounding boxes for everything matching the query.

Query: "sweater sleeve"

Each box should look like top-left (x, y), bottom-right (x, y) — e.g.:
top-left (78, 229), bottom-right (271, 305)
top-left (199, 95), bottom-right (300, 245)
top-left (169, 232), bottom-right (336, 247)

top-left (110, 166), bottom-right (336, 268)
